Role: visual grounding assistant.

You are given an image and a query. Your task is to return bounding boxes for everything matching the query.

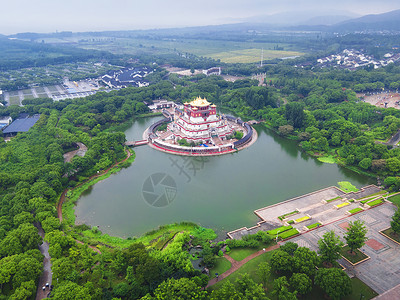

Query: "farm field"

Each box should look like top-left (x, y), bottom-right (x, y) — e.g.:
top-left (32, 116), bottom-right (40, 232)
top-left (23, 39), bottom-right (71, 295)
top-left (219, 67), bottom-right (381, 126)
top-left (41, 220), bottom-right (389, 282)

top-left (80, 37), bottom-right (305, 63)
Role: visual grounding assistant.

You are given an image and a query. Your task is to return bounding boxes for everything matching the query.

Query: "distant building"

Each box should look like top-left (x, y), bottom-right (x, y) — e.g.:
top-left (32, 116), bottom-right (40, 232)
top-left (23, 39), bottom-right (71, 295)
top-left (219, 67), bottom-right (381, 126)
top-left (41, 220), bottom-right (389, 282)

top-left (101, 67), bottom-right (152, 88)
top-left (148, 100), bottom-right (175, 110)
top-left (203, 67), bottom-right (222, 76)
top-left (0, 116), bottom-right (12, 130)
top-left (2, 115), bottom-right (40, 136)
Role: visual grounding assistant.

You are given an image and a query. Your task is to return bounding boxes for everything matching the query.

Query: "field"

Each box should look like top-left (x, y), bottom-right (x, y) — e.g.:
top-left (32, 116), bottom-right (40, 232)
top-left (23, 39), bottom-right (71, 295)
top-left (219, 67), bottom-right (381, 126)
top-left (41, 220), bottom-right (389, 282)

top-left (80, 37), bottom-right (305, 63)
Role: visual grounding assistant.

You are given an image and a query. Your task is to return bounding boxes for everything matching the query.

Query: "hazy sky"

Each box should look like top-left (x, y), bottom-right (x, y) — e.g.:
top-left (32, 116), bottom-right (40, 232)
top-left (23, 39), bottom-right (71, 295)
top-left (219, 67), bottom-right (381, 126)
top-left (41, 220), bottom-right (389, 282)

top-left (2, 0), bottom-right (400, 35)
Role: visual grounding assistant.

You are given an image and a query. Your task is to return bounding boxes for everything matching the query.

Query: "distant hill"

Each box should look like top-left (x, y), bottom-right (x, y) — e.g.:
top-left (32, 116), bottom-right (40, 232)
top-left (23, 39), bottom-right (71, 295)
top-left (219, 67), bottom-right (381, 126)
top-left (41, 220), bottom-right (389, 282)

top-left (332, 9), bottom-right (400, 31)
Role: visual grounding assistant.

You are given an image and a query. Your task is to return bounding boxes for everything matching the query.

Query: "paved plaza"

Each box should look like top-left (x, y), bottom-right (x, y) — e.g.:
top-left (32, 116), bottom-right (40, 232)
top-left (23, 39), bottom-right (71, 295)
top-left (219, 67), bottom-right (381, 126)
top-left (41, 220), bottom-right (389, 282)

top-left (229, 185), bottom-right (381, 239)
top-left (282, 202), bottom-right (399, 295)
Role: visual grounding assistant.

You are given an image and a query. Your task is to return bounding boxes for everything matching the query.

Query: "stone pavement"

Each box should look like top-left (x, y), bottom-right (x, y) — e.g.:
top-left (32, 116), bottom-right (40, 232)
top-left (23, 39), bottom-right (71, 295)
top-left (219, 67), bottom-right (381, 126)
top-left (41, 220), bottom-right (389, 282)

top-left (282, 202), bottom-right (399, 295)
top-left (228, 185), bottom-right (381, 239)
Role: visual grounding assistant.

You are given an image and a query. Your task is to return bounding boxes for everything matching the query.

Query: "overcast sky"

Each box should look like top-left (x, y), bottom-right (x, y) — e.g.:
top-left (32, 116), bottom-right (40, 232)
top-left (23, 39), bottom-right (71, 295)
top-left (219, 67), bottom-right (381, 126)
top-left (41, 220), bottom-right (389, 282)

top-left (2, 0), bottom-right (400, 35)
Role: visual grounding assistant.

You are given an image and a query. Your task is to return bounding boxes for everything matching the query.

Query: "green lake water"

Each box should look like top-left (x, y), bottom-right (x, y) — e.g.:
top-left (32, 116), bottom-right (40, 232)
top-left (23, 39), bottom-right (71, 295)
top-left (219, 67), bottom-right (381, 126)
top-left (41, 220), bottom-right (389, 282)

top-left (74, 116), bottom-right (374, 238)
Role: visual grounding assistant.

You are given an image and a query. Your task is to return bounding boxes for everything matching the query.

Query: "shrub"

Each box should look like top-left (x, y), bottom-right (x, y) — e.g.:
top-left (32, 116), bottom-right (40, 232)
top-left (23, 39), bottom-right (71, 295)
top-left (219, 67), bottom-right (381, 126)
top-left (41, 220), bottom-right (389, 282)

top-left (218, 250), bottom-right (223, 257)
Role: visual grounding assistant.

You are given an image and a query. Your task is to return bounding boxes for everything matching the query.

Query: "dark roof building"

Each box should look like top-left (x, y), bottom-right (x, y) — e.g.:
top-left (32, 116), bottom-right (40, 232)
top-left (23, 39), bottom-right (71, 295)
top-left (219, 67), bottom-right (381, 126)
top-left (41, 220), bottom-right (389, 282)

top-left (3, 115), bottom-right (40, 135)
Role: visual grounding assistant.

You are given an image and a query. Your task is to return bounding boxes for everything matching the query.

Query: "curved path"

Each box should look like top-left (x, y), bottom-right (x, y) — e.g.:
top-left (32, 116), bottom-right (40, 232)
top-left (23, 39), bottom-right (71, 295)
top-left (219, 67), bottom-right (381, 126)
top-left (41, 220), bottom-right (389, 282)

top-left (63, 142), bottom-right (88, 163)
top-left (35, 223), bottom-right (52, 300)
top-left (57, 149), bottom-right (132, 222)
top-left (206, 244), bottom-right (279, 288)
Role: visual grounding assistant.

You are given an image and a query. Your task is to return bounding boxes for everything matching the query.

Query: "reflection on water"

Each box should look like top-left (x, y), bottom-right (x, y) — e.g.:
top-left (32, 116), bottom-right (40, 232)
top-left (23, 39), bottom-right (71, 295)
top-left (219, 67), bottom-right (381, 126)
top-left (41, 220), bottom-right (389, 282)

top-left (75, 116), bottom-right (374, 238)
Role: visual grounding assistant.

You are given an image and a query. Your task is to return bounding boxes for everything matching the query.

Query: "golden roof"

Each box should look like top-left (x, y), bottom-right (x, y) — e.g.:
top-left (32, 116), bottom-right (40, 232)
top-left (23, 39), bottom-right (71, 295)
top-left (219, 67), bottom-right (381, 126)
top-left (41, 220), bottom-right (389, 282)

top-left (189, 97), bottom-right (211, 107)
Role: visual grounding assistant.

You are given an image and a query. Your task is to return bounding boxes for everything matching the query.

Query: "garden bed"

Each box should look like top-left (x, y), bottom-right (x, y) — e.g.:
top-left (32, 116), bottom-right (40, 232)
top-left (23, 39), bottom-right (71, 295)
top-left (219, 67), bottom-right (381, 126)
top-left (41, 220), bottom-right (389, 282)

top-left (326, 196), bottom-right (342, 203)
top-left (306, 222), bottom-right (322, 230)
top-left (348, 207), bottom-right (363, 214)
top-left (380, 228), bottom-right (400, 245)
top-left (279, 228), bottom-right (300, 240)
top-left (340, 246), bottom-right (369, 265)
top-left (278, 210), bottom-right (299, 220)
top-left (336, 202), bottom-right (350, 209)
top-left (295, 215), bottom-right (310, 223)
top-left (366, 199), bottom-right (384, 207)
top-left (266, 225), bottom-right (292, 235)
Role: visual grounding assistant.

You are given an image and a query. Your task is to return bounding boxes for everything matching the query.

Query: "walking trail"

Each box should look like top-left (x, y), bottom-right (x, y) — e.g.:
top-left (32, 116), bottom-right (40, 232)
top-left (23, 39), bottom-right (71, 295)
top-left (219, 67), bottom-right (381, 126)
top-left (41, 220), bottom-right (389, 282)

top-left (206, 244), bottom-right (279, 288)
top-left (34, 224), bottom-right (52, 300)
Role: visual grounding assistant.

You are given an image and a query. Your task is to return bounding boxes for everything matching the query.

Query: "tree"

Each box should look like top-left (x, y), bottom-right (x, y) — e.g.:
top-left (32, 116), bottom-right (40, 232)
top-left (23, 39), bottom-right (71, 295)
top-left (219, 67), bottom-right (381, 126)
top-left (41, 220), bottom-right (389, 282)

top-left (290, 273), bottom-right (311, 295)
top-left (9, 280), bottom-right (36, 300)
top-left (359, 157), bottom-right (372, 170)
top-left (52, 281), bottom-right (92, 300)
top-left (257, 262), bottom-right (271, 288)
top-left (285, 102), bottom-right (305, 128)
top-left (148, 278), bottom-right (207, 300)
top-left (270, 250), bottom-right (293, 273)
top-left (391, 209), bottom-right (400, 234)
top-left (315, 268), bottom-right (352, 300)
top-left (272, 276), bottom-right (296, 299)
top-left (209, 281), bottom-right (242, 300)
top-left (292, 247), bottom-right (319, 277)
top-left (344, 220), bottom-right (368, 254)
top-left (318, 231), bottom-right (344, 265)
top-left (278, 125), bottom-right (294, 136)
top-left (280, 242), bottom-right (298, 256)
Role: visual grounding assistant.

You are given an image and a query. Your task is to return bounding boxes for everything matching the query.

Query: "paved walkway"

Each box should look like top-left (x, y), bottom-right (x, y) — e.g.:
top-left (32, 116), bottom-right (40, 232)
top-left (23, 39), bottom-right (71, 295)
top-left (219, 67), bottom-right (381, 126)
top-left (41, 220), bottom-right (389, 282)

top-left (206, 244), bottom-right (279, 287)
top-left (63, 142), bottom-right (88, 163)
top-left (35, 224), bottom-right (52, 300)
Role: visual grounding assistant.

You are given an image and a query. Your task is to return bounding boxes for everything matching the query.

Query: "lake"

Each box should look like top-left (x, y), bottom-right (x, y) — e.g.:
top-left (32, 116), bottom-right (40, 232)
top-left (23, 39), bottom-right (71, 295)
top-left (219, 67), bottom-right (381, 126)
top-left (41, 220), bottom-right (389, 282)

top-left (74, 116), bottom-right (374, 238)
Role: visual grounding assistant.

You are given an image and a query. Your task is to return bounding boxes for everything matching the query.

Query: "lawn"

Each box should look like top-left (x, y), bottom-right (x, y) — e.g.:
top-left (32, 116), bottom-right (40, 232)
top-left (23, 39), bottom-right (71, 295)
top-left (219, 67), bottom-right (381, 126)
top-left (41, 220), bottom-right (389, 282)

top-left (389, 194), bottom-right (400, 207)
top-left (338, 181), bottom-right (359, 193)
top-left (381, 228), bottom-right (400, 244)
top-left (228, 247), bottom-right (263, 261)
top-left (341, 246), bottom-right (369, 265)
top-left (317, 155), bottom-right (336, 164)
top-left (207, 251), bottom-right (274, 291)
top-left (209, 257), bottom-right (231, 279)
top-left (343, 277), bottom-right (378, 300)
top-left (208, 249), bottom-right (377, 299)
top-left (209, 48), bottom-right (304, 63)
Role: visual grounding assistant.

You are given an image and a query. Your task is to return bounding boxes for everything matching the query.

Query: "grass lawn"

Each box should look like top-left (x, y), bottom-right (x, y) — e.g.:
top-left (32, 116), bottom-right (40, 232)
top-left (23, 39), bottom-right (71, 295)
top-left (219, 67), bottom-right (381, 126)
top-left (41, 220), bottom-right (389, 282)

top-left (228, 246), bottom-right (263, 261)
top-left (341, 246), bottom-right (369, 264)
top-left (343, 277), bottom-right (378, 300)
top-left (209, 257), bottom-right (231, 279)
top-left (381, 228), bottom-right (400, 243)
top-left (208, 251), bottom-right (274, 291)
top-left (388, 194), bottom-right (400, 207)
top-left (317, 155), bottom-right (336, 164)
top-left (338, 181), bottom-right (359, 193)
top-left (208, 248), bottom-right (377, 300)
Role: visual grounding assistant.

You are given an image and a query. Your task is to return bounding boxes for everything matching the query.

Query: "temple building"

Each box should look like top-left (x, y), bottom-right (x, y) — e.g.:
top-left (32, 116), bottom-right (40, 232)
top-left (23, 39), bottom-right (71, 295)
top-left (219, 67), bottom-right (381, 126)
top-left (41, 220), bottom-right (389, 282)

top-left (168, 97), bottom-right (234, 144)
